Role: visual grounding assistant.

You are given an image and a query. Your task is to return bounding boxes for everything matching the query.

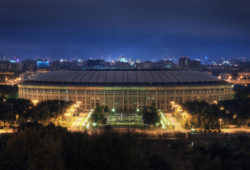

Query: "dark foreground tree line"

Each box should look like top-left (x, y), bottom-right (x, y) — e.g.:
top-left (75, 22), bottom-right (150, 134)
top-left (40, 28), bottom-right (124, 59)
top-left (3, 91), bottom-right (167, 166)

top-left (0, 123), bottom-right (250, 170)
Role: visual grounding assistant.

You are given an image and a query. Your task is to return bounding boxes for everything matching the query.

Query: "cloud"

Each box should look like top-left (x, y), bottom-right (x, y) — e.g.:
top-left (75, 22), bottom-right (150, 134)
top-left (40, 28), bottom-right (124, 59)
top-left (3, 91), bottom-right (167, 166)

top-left (0, 0), bottom-right (249, 58)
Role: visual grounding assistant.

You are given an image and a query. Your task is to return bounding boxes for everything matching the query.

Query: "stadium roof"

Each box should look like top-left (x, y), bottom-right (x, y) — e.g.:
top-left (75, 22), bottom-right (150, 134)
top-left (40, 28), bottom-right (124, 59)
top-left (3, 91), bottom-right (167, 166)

top-left (24, 70), bottom-right (227, 86)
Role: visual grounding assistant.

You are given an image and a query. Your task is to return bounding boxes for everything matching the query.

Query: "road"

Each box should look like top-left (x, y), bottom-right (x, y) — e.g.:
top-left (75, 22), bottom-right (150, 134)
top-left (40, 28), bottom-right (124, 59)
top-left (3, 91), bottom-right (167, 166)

top-left (165, 113), bottom-right (188, 133)
top-left (0, 129), bottom-right (15, 134)
top-left (68, 114), bottom-right (88, 132)
top-left (222, 128), bottom-right (250, 133)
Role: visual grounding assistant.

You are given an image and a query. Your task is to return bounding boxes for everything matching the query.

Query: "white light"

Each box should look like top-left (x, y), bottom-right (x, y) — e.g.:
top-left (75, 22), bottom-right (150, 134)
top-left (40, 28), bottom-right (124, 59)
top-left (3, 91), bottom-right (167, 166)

top-left (64, 113), bottom-right (70, 117)
top-left (161, 120), bottom-right (166, 129)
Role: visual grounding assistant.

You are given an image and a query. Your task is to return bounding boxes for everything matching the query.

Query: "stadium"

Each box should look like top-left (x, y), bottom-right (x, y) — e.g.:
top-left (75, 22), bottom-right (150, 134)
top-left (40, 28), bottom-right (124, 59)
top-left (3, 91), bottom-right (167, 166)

top-left (18, 70), bottom-right (234, 112)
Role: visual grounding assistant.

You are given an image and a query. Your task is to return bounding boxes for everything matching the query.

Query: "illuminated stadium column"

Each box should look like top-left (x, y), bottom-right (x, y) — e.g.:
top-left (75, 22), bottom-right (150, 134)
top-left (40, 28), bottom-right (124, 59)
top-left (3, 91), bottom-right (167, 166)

top-left (18, 84), bottom-right (234, 112)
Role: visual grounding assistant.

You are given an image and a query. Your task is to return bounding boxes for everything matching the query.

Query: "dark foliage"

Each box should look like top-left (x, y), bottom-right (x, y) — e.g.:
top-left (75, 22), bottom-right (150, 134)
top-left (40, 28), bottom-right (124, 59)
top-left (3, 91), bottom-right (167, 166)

top-left (0, 124), bottom-right (250, 170)
top-left (182, 101), bottom-right (221, 130)
top-left (219, 99), bottom-right (250, 126)
top-left (142, 105), bottom-right (160, 125)
top-left (182, 84), bottom-right (250, 128)
top-left (0, 85), bottom-right (18, 99)
top-left (90, 106), bottom-right (107, 124)
top-left (0, 98), bottom-right (71, 126)
top-left (234, 84), bottom-right (250, 100)
top-left (104, 106), bottom-right (109, 112)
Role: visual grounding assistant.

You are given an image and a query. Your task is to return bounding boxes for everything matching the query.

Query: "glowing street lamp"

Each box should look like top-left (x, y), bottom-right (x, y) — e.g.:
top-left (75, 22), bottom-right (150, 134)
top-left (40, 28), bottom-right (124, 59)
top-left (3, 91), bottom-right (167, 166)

top-left (16, 114), bottom-right (19, 120)
top-left (64, 113), bottom-right (71, 117)
top-left (136, 108), bottom-right (140, 113)
top-left (32, 100), bottom-right (39, 106)
top-left (233, 114), bottom-right (237, 119)
top-left (218, 118), bottom-right (223, 131)
top-left (213, 100), bottom-right (218, 105)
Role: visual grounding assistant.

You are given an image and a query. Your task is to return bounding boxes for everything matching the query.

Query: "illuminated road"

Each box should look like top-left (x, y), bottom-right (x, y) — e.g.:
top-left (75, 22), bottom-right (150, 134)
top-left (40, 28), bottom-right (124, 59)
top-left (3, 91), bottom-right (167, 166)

top-left (68, 114), bottom-right (88, 132)
top-left (0, 129), bottom-right (15, 134)
top-left (222, 128), bottom-right (250, 133)
top-left (165, 113), bottom-right (187, 132)
top-left (227, 79), bottom-right (250, 85)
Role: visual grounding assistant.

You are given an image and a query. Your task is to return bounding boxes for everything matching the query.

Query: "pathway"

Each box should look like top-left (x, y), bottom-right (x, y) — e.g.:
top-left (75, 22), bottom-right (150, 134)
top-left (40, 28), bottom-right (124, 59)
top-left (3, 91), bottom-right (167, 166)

top-left (165, 113), bottom-right (187, 132)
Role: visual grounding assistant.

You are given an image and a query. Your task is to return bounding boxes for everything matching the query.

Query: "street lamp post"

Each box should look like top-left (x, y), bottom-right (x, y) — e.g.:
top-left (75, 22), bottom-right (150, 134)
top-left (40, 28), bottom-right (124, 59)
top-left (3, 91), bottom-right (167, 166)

top-left (218, 118), bottom-right (223, 132)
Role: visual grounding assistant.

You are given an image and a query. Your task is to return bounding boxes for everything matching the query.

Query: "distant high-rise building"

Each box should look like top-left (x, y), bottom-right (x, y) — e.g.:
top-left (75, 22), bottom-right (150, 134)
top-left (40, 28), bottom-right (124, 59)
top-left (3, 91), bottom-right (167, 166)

top-left (178, 56), bottom-right (190, 69)
top-left (36, 60), bottom-right (50, 69)
top-left (189, 60), bottom-right (201, 69)
top-left (84, 59), bottom-right (105, 69)
top-left (119, 56), bottom-right (128, 63)
top-left (0, 60), bottom-right (23, 72)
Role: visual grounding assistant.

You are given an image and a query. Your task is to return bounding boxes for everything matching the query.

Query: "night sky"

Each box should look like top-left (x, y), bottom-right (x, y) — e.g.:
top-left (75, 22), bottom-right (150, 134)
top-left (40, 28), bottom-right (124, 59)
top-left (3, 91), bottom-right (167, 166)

top-left (0, 0), bottom-right (250, 60)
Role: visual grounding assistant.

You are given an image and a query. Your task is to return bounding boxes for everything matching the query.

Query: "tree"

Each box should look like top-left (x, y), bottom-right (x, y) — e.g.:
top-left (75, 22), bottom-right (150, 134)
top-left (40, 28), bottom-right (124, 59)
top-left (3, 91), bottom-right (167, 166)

top-left (2, 123), bottom-right (64, 169)
top-left (142, 105), bottom-right (160, 125)
top-left (182, 101), bottom-right (221, 130)
top-left (0, 85), bottom-right (18, 99)
top-left (26, 102), bottom-right (51, 123)
top-left (0, 101), bottom-right (15, 127)
top-left (234, 84), bottom-right (250, 100)
top-left (7, 98), bottom-right (33, 123)
top-left (104, 106), bottom-right (109, 112)
top-left (20, 100), bottom-right (72, 124)
top-left (90, 106), bottom-right (106, 124)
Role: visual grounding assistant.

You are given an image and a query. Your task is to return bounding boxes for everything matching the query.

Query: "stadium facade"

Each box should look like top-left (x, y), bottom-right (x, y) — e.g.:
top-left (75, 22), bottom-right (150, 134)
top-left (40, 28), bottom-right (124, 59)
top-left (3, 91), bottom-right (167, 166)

top-left (18, 70), bottom-right (234, 112)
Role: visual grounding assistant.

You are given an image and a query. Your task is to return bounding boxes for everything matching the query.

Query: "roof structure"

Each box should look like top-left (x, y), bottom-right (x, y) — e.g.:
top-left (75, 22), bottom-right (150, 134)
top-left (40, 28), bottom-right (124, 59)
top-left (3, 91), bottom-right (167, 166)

top-left (24, 70), bottom-right (227, 86)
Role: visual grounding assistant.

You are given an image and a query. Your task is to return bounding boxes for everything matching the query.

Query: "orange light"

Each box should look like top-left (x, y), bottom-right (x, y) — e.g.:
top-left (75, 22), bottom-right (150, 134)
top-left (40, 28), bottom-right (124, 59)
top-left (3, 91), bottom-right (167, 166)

top-left (32, 100), bottom-right (39, 106)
